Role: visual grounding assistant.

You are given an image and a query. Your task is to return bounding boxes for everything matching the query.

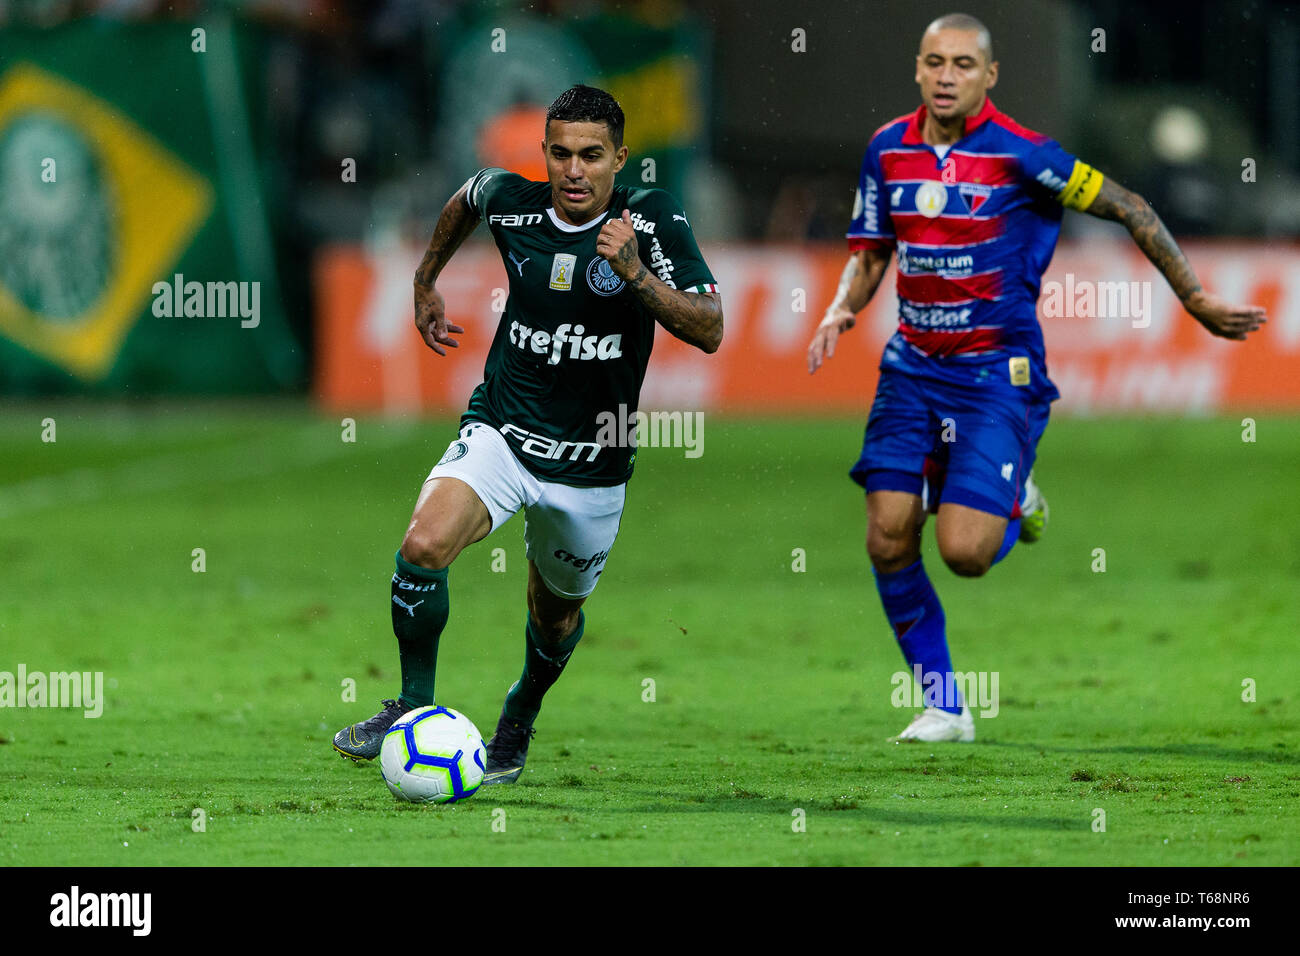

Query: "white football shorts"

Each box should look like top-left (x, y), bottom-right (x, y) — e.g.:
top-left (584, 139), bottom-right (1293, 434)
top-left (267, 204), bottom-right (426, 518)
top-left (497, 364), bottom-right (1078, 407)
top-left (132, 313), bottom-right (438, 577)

top-left (425, 421), bottom-right (626, 599)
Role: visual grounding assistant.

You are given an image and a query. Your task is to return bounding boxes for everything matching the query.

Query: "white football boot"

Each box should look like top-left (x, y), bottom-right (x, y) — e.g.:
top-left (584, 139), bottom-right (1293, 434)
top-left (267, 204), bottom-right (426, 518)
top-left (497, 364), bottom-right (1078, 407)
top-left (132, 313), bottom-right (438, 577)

top-left (889, 705), bottom-right (975, 743)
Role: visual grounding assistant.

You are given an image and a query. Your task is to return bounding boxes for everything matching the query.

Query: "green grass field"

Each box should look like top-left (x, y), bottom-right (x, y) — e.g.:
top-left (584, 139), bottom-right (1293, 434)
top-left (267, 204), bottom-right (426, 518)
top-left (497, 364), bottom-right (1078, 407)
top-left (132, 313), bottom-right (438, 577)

top-left (1, 405), bottom-right (1297, 866)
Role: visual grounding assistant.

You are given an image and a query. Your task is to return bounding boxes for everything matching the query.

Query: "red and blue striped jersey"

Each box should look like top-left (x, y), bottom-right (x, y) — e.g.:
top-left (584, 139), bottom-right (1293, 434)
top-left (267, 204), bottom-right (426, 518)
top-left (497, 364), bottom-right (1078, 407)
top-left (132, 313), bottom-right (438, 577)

top-left (847, 96), bottom-right (1103, 399)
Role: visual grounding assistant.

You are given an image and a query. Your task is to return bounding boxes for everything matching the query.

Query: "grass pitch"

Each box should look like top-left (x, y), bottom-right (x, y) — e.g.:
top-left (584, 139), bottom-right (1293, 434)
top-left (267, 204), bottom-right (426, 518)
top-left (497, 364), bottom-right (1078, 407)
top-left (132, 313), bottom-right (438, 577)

top-left (1, 405), bottom-right (1297, 866)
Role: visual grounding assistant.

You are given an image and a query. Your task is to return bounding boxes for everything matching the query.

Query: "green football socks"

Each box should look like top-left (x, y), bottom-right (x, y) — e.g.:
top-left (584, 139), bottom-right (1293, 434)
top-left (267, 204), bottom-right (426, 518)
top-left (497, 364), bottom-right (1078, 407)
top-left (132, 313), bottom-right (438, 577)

top-left (391, 551), bottom-right (449, 710)
top-left (503, 610), bottom-right (585, 725)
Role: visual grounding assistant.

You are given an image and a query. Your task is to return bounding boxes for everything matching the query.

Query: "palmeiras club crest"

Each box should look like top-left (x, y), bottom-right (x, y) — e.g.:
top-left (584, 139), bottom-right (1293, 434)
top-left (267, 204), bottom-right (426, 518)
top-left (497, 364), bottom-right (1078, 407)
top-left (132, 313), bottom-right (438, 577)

top-left (586, 257), bottom-right (626, 296)
top-left (437, 440), bottom-right (469, 466)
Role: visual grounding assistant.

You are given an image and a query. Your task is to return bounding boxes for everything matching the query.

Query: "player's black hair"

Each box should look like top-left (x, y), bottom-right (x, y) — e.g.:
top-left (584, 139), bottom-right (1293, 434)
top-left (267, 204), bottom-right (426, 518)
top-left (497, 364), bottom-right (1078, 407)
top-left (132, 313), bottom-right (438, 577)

top-left (925, 12), bottom-right (994, 64)
top-left (545, 84), bottom-right (625, 149)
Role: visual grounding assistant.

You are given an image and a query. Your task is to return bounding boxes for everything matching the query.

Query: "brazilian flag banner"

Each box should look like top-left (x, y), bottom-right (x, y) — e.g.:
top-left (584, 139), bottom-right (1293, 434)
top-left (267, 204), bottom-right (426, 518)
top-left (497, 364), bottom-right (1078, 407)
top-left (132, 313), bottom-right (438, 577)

top-left (0, 21), bottom-right (301, 394)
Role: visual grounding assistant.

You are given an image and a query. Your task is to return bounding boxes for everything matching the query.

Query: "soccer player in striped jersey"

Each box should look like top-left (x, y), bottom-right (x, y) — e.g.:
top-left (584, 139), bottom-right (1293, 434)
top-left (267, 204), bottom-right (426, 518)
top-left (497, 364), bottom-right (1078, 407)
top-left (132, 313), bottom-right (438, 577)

top-left (333, 85), bottom-right (723, 779)
top-left (807, 13), bottom-right (1265, 742)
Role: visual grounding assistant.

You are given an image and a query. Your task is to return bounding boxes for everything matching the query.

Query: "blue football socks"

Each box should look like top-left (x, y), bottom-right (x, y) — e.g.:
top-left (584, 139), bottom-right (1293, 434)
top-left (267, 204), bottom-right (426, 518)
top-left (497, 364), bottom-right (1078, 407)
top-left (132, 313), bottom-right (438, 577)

top-left (873, 559), bottom-right (963, 714)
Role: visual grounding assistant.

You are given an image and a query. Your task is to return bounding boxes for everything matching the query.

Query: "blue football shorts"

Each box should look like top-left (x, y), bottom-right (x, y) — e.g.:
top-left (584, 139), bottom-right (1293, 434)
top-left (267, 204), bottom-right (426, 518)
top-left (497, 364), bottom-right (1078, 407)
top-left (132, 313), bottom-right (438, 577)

top-left (849, 367), bottom-right (1051, 519)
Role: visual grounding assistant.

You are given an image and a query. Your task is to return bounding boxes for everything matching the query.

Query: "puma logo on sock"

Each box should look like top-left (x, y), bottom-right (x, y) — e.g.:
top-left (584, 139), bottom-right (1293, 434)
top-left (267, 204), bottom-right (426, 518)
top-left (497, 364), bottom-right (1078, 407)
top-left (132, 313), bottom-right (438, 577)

top-left (392, 596), bottom-right (425, 617)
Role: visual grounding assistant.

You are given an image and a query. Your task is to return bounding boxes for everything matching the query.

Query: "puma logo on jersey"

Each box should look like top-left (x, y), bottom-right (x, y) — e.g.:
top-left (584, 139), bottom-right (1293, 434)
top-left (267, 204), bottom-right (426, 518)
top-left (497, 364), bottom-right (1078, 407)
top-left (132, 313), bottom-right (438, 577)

top-left (508, 251), bottom-right (530, 275)
top-left (673, 214), bottom-right (689, 225)
top-left (392, 596), bottom-right (425, 617)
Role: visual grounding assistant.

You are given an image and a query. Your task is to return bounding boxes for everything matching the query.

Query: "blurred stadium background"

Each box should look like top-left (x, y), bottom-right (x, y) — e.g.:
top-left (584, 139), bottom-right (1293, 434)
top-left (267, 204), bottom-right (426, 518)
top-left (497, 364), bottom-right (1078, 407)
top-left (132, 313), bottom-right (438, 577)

top-left (1, 0), bottom-right (1296, 413)
top-left (4, 0), bottom-right (1300, 872)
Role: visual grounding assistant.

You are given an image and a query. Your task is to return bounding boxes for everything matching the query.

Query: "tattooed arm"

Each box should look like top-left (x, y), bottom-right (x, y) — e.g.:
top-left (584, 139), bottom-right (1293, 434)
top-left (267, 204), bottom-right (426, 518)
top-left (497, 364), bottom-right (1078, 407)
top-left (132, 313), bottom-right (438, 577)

top-left (596, 209), bottom-right (724, 354)
top-left (1082, 177), bottom-right (1265, 341)
top-left (411, 181), bottom-right (480, 355)
top-left (807, 244), bottom-right (893, 373)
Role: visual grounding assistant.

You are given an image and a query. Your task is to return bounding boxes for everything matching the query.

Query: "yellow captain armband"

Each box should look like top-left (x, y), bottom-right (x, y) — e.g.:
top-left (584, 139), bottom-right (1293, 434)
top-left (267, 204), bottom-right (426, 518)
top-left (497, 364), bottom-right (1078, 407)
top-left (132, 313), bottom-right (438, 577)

top-left (1058, 160), bottom-right (1104, 211)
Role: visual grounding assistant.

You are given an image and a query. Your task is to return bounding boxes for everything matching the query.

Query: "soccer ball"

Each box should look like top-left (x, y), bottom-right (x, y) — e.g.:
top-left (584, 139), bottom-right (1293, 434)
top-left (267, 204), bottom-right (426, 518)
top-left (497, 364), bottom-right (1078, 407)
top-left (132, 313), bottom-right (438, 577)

top-left (379, 705), bottom-right (486, 804)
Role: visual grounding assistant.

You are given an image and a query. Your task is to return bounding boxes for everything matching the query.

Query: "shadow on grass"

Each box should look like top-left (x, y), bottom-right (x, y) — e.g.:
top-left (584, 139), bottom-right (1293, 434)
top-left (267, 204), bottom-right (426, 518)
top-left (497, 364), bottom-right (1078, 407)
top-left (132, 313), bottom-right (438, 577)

top-left (989, 741), bottom-right (1297, 765)
top-left (489, 791), bottom-right (1083, 831)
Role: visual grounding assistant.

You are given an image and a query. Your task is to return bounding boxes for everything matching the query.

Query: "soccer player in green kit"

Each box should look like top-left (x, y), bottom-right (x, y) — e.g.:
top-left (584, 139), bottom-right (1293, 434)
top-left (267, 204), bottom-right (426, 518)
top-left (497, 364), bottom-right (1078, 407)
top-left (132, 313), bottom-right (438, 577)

top-left (333, 85), bottom-right (723, 784)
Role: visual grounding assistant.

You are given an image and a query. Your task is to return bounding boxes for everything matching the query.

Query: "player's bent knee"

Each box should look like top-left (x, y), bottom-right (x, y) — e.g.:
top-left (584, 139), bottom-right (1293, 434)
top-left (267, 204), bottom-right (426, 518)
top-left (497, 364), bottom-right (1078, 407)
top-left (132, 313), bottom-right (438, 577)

top-left (944, 556), bottom-right (990, 578)
top-left (866, 524), bottom-right (920, 571)
top-left (399, 527), bottom-right (460, 571)
top-left (867, 537), bottom-right (907, 570)
top-left (939, 544), bottom-right (993, 578)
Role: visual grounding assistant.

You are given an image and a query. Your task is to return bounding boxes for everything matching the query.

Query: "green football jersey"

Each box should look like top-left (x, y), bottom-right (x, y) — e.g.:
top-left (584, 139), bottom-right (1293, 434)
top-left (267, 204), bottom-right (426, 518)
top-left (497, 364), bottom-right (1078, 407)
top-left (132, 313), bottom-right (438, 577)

top-left (459, 167), bottom-right (717, 487)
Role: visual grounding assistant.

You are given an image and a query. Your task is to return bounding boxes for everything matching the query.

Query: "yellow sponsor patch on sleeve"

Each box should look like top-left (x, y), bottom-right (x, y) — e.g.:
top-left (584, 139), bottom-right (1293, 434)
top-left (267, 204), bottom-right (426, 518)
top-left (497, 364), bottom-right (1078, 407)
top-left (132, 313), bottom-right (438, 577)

top-left (1009, 356), bottom-right (1031, 386)
top-left (1058, 160), bottom-right (1104, 211)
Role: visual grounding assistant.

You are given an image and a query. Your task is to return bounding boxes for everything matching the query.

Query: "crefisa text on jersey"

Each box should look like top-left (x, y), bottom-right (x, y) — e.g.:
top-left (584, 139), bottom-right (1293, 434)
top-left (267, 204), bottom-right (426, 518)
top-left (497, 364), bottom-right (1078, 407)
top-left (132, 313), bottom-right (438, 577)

top-left (508, 320), bottom-right (622, 364)
top-left (627, 211), bottom-right (678, 286)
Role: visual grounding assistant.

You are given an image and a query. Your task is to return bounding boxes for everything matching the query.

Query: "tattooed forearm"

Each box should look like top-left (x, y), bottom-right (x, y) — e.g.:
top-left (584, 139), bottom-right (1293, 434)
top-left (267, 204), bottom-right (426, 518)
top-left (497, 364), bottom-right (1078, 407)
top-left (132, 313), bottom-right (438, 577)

top-left (627, 266), bottom-right (724, 354)
top-left (615, 242), bottom-right (641, 284)
top-left (415, 185), bottom-right (480, 287)
top-left (1085, 178), bottom-right (1202, 303)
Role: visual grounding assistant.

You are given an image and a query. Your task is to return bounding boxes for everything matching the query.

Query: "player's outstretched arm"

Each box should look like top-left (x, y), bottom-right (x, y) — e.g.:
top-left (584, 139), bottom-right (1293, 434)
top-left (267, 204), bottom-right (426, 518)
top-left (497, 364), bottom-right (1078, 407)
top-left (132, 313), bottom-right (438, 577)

top-left (1083, 178), bottom-right (1266, 341)
top-left (412, 182), bottom-right (480, 356)
top-left (597, 209), bottom-right (723, 354)
top-left (807, 245), bottom-right (892, 373)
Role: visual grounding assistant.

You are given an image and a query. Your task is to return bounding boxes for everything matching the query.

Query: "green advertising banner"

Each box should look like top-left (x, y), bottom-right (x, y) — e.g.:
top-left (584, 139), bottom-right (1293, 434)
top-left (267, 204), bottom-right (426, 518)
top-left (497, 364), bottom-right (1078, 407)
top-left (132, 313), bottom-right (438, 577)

top-left (0, 19), bottom-right (301, 394)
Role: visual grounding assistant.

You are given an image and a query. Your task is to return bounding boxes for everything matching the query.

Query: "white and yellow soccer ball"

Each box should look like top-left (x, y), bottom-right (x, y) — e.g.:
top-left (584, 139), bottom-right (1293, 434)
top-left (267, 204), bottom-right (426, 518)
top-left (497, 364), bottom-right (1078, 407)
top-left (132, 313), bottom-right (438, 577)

top-left (379, 705), bottom-right (486, 804)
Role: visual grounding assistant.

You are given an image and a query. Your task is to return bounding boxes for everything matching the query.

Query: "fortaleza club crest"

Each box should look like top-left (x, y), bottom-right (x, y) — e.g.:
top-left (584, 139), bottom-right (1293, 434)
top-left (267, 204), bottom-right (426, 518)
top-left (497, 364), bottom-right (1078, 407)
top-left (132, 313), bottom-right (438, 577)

top-left (586, 257), bottom-right (626, 296)
top-left (959, 182), bottom-right (993, 214)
